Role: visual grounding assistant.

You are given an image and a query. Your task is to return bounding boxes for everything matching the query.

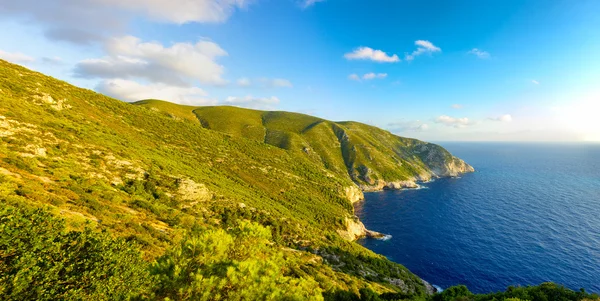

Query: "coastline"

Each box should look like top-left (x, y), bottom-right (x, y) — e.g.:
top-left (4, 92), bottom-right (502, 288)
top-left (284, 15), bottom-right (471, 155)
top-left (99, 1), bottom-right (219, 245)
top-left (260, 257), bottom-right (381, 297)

top-left (345, 172), bottom-right (474, 294)
top-left (344, 171), bottom-right (475, 242)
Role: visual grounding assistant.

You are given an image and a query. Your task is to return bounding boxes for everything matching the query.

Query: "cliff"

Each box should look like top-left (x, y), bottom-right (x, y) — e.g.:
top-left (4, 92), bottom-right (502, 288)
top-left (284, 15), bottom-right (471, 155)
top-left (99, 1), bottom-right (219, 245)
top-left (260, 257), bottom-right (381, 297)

top-left (337, 216), bottom-right (388, 241)
top-left (136, 101), bottom-right (475, 194)
top-left (0, 59), bottom-right (471, 297)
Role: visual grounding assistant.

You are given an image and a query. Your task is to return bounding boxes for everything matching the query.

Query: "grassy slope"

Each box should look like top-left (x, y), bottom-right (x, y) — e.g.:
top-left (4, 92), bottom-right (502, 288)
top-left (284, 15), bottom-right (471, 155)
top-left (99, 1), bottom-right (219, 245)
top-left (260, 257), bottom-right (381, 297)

top-left (134, 101), bottom-right (471, 187)
top-left (0, 60), bottom-right (429, 295)
top-left (1, 60), bottom-right (595, 301)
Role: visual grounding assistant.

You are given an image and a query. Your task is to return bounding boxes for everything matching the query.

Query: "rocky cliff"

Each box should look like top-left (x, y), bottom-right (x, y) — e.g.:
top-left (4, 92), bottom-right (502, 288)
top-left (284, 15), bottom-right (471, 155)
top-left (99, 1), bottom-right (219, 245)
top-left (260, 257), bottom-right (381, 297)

top-left (138, 103), bottom-right (474, 194)
top-left (337, 216), bottom-right (387, 241)
top-left (0, 59), bottom-right (474, 298)
top-left (344, 185), bottom-right (365, 203)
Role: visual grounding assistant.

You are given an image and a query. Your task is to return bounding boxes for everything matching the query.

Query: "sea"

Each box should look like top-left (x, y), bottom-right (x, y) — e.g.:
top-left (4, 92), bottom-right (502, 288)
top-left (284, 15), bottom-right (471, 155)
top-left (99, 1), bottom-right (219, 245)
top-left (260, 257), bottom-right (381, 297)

top-left (355, 142), bottom-right (600, 294)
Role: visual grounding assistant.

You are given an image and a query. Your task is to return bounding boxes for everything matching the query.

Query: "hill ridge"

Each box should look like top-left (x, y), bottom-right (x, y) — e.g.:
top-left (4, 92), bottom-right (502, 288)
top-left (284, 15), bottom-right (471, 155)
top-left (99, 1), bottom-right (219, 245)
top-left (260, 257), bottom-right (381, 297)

top-left (135, 99), bottom-right (474, 193)
top-left (0, 59), bottom-right (470, 299)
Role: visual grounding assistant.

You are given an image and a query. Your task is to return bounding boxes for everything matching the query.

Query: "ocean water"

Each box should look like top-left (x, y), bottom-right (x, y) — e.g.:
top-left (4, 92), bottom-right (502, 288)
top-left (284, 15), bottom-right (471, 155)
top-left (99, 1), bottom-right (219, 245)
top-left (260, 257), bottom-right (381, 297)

top-left (355, 143), bottom-right (600, 294)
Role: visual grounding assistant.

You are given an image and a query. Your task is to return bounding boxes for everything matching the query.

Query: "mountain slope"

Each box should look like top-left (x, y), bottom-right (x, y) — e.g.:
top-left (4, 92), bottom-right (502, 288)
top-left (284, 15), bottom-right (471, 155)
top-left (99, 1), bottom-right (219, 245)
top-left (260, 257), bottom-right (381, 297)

top-left (135, 101), bottom-right (474, 192)
top-left (0, 59), bottom-right (471, 299)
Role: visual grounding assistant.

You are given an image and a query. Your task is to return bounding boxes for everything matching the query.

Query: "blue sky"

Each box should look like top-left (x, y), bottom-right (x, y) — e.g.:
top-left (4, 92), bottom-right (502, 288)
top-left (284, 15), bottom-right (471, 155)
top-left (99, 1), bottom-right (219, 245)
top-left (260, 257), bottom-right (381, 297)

top-left (1, 0), bottom-right (599, 141)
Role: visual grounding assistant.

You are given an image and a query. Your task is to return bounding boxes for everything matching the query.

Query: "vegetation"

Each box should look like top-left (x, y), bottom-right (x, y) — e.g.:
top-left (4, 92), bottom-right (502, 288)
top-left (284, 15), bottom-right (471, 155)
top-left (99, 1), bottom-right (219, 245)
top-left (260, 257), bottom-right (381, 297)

top-left (3, 205), bottom-right (597, 301)
top-left (135, 101), bottom-right (471, 188)
top-left (431, 283), bottom-right (598, 301)
top-left (0, 59), bottom-right (593, 300)
top-left (0, 205), bottom-right (151, 300)
top-left (150, 220), bottom-right (323, 300)
top-left (0, 59), bottom-right (429, 298)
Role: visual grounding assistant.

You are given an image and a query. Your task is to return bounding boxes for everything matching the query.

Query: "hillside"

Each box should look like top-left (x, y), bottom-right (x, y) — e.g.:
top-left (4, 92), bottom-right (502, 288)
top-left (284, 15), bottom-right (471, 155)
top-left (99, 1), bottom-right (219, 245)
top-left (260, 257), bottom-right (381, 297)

top-left (135, 101), bottom-right (474, 193)
top-left (6, 59), bottom-right (592, 301)
top-left (0, 59), bottom-right (465, 298)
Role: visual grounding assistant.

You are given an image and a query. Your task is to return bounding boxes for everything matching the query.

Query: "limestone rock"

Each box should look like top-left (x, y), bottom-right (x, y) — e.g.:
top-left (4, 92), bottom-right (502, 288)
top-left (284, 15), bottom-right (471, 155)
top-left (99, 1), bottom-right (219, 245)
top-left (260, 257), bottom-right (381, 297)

top-left (337, 216), bottom-right (387, 241)
top-left (344, 185), bottom-right (364, 204)
top-left (414, 143), bottom-right (475, 177)
top-left (337, 216), bottom-right (367, 241)
top-left (177, 178), bottom-right (212, 202)
top-left (359, 179), bottom-right (419, 192)
top-left (385, 180), bottom-right (419, 190)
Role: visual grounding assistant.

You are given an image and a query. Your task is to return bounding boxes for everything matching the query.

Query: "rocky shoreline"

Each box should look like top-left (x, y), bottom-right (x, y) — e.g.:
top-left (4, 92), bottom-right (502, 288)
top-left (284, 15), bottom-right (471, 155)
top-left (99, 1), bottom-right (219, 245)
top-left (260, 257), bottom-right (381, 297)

top-left (341, 160), bottom-right (475, 242)
top-left (340, 175), bottom-right (468, 294)
top-left (336, 156), bottom-right (475, 291)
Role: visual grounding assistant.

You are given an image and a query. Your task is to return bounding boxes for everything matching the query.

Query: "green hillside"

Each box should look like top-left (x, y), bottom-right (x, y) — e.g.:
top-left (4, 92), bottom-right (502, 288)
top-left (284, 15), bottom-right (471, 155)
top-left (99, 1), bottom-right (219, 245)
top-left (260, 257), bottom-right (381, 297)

top-left (1, 59), bottom-right (594, 300)
top-left (134, 101), bottom-right (474, 190)
top-left (0, 59), bottom-right (436, 299)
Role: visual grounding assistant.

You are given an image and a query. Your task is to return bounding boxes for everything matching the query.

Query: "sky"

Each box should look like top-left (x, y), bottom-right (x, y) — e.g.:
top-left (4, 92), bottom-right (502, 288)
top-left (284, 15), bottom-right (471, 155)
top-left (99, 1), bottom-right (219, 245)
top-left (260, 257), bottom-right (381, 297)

top-left (0, 0), bottom-right (599, 142)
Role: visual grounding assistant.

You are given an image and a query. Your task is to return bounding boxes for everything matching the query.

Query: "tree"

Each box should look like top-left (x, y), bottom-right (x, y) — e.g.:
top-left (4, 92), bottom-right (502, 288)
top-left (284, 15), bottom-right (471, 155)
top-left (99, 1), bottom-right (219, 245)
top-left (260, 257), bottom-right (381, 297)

top-left (150, 221), bottom-right (323, 300)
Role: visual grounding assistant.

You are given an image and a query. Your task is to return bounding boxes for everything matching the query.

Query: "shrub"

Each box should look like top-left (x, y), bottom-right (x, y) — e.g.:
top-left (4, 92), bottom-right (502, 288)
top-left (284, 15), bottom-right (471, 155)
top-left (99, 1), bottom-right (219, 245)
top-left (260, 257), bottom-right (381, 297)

top-left (0, 205), bottom-right (152, 300)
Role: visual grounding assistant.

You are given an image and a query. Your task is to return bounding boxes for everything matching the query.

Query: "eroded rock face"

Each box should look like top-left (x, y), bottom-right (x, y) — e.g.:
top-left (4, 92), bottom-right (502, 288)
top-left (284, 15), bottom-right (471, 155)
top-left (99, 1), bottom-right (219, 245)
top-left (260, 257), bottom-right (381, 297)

top-left (421, 279), bottom-right (437, 295)
top-left (177, 178), bottom-right (212, 202)
top-left (32, 92), bottom-right (71, 111)
top-left (443, 156), bottom-right (475, 176)
top-left (385, 180), bottom-right (419, 190)
top-left (354, 143), bottom-right (474, 192)
top-left (359, 179), bottom-right (420, 192)
top-left (337, 216), bottom-right (367, 241)
top-left (414, 143), bottom-right (475, 177)
top-left (344, 185), bottom-right (364, 204)
top-left (337, 216), bottom-right (386, 241)
top-left (359, 179), bottom-right (386, 192)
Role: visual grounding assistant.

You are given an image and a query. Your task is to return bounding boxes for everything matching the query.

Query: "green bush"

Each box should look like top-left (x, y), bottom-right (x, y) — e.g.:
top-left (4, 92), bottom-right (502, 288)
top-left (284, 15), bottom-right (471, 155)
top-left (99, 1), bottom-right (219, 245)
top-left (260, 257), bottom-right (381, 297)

top-left (150, 221), bottom-right (324, 300)
top-left (0, 205), bottom-right (152, 300)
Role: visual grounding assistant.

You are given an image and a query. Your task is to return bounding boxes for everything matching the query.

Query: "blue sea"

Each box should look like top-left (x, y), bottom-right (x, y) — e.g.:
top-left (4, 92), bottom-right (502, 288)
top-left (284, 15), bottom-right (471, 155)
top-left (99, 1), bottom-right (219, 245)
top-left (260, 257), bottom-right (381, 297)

top-left (355, 143), bottom-right (600, 294)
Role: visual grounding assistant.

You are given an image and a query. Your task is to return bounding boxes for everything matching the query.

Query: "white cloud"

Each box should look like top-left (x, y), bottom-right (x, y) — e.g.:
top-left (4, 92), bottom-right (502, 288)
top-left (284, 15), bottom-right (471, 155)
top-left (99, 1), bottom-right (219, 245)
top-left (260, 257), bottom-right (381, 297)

top-left (0, 0), bottom-right (122, 44)
top-left (488, 114), bottom-right (513, 122)
top-left (363, 73), bottom-right (387, 80)
top-left (0, 49), bottom-right (35, 63)
top-left (0, 0), bottom-right (251, 44)
top-left (261, 78), bottom-right (293, 88)
top-left (97, 0), bottom-right (252, 24)
top-left (405, 40), bottom-right (441, 61)
top-left (467, 48), bottom-right (490, 59)
top-left (388, 120), bottom-right (429, 132)
top-left (344, 47), bottom-right (400, 63)
top-left (225, 95), bottom-right (280, 109)
top-left (435, 115), bottom-right (471, 128)
top-left (75, 35), bottom-right (228, 86)
top-left (237, 77), bottom-right (251, 87)
top-left (97, 78), bottom-right (217, 106)
top-left (302, 0), bottom-right (325, 8)
top-left (349, 73), bottom-right (387, 81)
top-left (415, 40), bottom-right (441, 51)
top-left (532, 80), bottom-right (540, 85)
top-left (237, 77), bottom-right (293, 88)
top-left (451, 104), bottom-right (463, 109)
top-left (41, 56), bottom-right (64, 65)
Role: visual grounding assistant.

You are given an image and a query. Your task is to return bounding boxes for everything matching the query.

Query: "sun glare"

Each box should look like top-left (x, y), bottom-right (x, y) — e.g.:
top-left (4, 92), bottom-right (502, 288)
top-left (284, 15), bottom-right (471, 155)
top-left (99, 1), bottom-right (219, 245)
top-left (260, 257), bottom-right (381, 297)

top-left (561, 99), bottom-right (600, 141)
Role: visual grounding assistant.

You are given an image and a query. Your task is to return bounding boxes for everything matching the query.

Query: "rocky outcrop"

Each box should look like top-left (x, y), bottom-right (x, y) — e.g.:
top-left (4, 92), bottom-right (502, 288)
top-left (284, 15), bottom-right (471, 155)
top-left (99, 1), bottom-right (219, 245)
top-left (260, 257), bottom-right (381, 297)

top-left (385, 180), bottom-right (419, 190)
top-left (344, 185), bottom-right (364, 203)
top-left (421, 279), bottom-right (437, 295)
top-left (177, 178), bottom-right (212, 202)
top-left (355, 153), bottom-right (473, 193)
top-left (442, 156), bottom-right (475, 176)
top-left (359, 179), bottom-right (420, 192)
top-left (414, 143), bottom-right (475, 177)
top-left (337, 216), bottom-right (367, 241)
top-left (337, 216), bottom-right (386, 241)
